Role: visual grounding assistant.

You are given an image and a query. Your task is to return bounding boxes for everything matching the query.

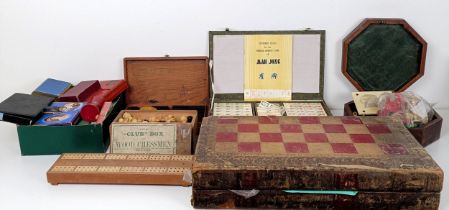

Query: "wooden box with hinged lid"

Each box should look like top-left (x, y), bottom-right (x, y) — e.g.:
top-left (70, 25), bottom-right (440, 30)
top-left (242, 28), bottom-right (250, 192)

top-left (110, 56), bottom-right (209, 154)
top-left (209, 30), bottom-right (331, 117)
top-left (341, 18), bottom-right (442, 147)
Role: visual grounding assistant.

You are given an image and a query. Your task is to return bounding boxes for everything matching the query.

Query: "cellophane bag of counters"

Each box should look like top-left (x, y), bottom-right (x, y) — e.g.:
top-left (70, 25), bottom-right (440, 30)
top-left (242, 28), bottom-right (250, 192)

top-left (378, 92), bottom-right (434, 128)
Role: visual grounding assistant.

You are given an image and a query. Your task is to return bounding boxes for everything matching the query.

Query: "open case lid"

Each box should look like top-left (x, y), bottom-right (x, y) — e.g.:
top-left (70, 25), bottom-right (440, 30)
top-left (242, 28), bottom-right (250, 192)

top-left (124, 57), bottom-right (209, 107)
top-left (342, 18), bottom-right (427, 92)
top-left (209, 30), bottom-right (325, 101)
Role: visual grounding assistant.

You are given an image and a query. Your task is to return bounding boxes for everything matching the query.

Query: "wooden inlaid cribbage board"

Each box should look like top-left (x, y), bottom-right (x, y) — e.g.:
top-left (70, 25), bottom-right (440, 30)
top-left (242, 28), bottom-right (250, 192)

top-left (47, 153), bottom-right (193, 186)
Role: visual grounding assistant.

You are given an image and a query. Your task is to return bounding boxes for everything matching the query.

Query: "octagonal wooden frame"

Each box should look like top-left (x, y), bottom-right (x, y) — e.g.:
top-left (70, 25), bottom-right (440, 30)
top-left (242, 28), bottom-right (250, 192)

top-left (342, 18), bottom-right (427, 92)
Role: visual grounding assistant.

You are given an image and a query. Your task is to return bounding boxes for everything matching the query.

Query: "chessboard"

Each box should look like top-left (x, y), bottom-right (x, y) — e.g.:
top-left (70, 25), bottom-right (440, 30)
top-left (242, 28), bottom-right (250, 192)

top-left (201, 116), bottom-right (421, 158)
top-left (47, 153), bottom-right (193, 186)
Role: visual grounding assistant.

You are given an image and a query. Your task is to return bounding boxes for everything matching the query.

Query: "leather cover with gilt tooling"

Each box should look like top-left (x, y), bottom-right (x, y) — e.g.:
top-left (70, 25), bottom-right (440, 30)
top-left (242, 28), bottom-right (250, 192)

top-left (193, 116), bottom-right (443, 192)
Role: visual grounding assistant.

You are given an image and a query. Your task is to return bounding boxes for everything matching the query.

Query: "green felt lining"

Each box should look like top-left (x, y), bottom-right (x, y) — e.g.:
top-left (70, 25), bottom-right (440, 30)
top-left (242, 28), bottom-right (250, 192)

top-left (347, 24), bottom-right (423, 91)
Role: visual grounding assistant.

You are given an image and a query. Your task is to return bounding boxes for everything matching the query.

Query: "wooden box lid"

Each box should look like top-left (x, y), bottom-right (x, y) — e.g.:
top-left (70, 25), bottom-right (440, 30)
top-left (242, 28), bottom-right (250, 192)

top-left (124, 57), bottom-right (209, 107)
top-left (342, 18), bottom-right (427, 91)
top-left (209, 30), bottom-right (325, 102)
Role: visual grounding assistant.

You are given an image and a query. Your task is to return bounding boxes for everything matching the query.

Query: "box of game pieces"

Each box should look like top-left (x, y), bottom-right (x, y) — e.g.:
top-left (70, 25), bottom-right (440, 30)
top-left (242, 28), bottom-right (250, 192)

top-left (208, 30), bottom-right (331, 117)
top-left (192, 116), bottom-right (443, 209)
top-left (110, 110), bottom-right (197, 155)
top-left (120, 56), bottom-right (209, 153)
top-left (341, 18), bottom-right (442, 146)
top-left (16, 93), bottom-right (125, 155)
top-left (0, 78), bottom-right (129, 155)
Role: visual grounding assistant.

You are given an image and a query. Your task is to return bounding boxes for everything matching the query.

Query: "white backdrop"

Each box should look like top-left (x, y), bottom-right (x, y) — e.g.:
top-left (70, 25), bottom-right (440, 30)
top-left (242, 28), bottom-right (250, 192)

top-left (1, 0), bottom-right (449, 110)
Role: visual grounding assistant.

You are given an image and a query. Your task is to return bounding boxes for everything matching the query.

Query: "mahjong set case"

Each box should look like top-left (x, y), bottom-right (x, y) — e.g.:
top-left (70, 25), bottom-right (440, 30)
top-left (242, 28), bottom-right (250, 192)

top-left (209, 30), bottom-right (331, 117)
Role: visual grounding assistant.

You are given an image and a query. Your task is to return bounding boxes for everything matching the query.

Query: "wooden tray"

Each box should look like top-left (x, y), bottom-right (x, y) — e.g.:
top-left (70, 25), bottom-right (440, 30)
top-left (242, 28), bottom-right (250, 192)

top-left (47, 153), bottom-right (193, 186)
top-left (344, 101), bottom-right (443, 147)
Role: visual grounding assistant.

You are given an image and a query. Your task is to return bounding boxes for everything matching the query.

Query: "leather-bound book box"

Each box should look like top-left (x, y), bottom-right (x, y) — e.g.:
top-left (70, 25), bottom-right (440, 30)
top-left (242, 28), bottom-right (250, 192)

top-left (209, 30), bottom-right (331, 117)
top-left (192, 116), bottom-right (443, 209)
top-left (341, 18), bottom-right (442, 147)
top-left (110, 57), bottom-right (209, 154)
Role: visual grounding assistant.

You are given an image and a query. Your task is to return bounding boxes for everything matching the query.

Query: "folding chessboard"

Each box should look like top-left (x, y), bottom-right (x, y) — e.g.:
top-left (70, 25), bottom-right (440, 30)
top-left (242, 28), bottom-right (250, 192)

top-left (193, 117), bottom-right (442, 210)
top-left (208, 116), bottom-right (415, 157)
top-left (47, 153), bottom-right (193, 186)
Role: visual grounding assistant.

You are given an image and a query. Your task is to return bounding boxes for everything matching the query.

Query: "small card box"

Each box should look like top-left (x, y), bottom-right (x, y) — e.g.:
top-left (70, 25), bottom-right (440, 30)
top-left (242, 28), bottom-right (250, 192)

top-left (352, 91), bottom-right (392, 115)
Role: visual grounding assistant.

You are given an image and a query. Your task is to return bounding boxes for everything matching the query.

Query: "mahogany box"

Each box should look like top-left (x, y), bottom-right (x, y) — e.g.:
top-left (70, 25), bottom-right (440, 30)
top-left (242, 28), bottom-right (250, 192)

top-left (209, 30), bottom-right (332, 117)
top-left (115, 56), bottom-right (210, 154)
top-left (192, 116), bottom-right (443, 209)
top-left (341, 18), bottom-right (442, 147)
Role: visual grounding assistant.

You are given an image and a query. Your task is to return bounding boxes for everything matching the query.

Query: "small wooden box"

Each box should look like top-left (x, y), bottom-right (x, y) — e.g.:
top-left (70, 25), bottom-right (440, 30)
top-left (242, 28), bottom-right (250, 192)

top-left (122, 56), bottom-right (209, 153)
top-left (209, 30), bottom-right (331, 117)
top-left (341, 18), bottom-right (442, 146)
top-left (344, 101), bottom-right (443, 147)
top-left (111, 110), bottom-right (197, 155)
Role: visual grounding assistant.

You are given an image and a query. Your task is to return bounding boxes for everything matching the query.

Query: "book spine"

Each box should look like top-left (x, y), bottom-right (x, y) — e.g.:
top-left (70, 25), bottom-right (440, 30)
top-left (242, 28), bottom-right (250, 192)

top-left (192, 190), bottom-right (440, 209)
top-left (0, 113), bottom-right (33, 125)
top-left (192, 169), bottom-right (443, 193)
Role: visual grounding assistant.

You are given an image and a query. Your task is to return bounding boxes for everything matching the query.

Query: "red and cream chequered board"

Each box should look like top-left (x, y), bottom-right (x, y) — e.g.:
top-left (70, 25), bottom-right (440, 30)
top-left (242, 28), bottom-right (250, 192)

top-left (213, 116), bottom-right (410, 156)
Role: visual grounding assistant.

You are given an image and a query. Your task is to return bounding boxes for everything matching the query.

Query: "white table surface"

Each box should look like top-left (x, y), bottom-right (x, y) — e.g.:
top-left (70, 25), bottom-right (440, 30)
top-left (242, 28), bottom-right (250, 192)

top-left (0, 109), bottom-right (448, 210)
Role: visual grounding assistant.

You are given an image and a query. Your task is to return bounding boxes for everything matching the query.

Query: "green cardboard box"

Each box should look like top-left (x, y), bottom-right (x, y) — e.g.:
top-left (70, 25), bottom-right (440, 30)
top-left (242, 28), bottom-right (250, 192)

top-left (16, 94), bottom-right (125, 155)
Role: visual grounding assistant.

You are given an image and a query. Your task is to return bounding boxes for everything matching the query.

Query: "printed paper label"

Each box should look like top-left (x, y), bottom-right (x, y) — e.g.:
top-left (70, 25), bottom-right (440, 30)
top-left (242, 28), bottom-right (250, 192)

top-left (244, 35), bottom-right (293, 101)
top-left (111, 124), bottom-right (176, 154)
